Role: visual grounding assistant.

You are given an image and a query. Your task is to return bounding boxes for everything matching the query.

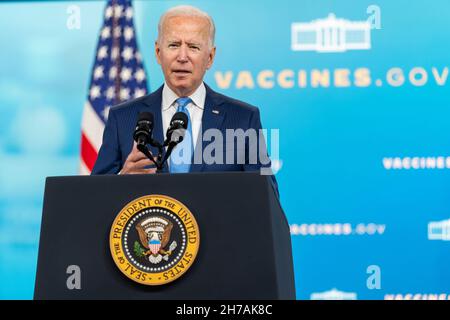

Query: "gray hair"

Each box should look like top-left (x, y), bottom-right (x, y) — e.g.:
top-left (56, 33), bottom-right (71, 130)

top-left (157, 5), bottom-right (216, 48)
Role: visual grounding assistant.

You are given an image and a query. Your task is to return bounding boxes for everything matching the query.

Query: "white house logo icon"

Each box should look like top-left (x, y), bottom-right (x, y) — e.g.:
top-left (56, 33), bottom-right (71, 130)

top-left (291, 13), bottom-right (371, 53)
top-left (310, 288), bottom-right (357, 300)
top-left (428, 219), bottom-right (450, 241)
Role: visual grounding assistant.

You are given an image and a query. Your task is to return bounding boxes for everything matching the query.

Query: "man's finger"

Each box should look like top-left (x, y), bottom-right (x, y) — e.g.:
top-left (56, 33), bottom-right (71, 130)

top-left (127, 141), bottom-right (151, 161)
top-left (126, 168), bottom-right (157, 175)
top-left (134, 158), bottom-right (155, 168)
top-left (144, 168), bottom-right (157, 174)
top-left (128, 150), bottom-right (148, 162)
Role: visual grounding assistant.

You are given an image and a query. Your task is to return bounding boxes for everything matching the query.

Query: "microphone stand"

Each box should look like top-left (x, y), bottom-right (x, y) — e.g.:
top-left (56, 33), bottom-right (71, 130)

top-left (148, 139), bottom-right (165, 173)
top-left (136, 125), bottom-right (186, 174)
top-left (136, 139), bottom-right (166, 173)
top-left (160, 139), bottom-right (180, 168)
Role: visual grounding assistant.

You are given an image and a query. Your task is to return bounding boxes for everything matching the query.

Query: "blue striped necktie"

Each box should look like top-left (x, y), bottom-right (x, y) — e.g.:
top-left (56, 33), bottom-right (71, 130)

top-left (169, 97), bottom-right (193, 173)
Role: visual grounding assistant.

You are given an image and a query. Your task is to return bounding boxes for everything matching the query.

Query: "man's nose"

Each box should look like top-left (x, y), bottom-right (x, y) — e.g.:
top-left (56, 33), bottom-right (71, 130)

top-left (176, 45), bottom-right (189, 63)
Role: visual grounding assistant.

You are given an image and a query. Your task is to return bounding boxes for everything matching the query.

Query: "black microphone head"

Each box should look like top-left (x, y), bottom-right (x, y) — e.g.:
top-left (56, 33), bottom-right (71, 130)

top-left (137, 112), bottom-right (154, 125)
top-left (166, 112), bottom-right (189, 144)
top-left (170, 112), bottom-right (188, 129)
top-left (133, 112), bottom-right (154, 145)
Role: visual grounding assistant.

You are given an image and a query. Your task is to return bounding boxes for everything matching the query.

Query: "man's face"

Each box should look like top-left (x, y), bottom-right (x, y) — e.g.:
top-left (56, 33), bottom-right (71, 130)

top-left (155, 15), bottom-right (216, 97)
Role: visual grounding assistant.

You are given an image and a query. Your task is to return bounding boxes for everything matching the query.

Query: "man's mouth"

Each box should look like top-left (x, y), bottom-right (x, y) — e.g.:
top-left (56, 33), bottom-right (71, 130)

top-left (172, 70), bottom-right (191, 75)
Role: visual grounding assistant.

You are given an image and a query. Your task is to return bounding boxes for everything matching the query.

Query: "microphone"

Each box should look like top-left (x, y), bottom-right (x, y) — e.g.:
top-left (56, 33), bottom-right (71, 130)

top-left (165, 112), bottom-right (189, 146)
top-left (133, 112), bottom-right (154, 146)
top-left (161, 112), bottom-right (189, 168)
top-left (133, 112), bottom-right (158, 167)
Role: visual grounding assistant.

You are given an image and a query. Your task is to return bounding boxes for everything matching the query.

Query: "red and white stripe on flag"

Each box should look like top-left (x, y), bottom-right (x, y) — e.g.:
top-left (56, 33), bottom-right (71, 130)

top-left (79, 0), bottom-right (148, 174)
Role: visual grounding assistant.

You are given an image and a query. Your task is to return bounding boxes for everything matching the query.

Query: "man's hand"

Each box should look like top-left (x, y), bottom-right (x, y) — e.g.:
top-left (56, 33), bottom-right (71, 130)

top-left (120, 142), bottom-right (157, 174)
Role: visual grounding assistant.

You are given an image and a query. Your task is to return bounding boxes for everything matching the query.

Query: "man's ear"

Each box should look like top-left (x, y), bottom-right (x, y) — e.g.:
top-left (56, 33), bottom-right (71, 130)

top-left (206, 46), bottom-right (216, 70)
top-left (155, 41), bottom-right (161, 65)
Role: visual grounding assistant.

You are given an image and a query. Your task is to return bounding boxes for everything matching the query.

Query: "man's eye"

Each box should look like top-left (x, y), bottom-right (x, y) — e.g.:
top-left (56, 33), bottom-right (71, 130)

top-left (190, 46), bottom-right (200, 50)
top-left (168, 44), bottom-right (178, 48)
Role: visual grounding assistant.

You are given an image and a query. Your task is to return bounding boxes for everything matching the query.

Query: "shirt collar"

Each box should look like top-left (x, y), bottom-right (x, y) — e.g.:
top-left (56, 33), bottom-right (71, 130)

top-left (162, 82), bottom-right (206, 111)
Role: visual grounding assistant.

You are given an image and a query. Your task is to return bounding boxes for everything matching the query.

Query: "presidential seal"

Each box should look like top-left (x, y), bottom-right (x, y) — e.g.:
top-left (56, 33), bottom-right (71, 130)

top-left (109, 195), bottom-right (200, 285)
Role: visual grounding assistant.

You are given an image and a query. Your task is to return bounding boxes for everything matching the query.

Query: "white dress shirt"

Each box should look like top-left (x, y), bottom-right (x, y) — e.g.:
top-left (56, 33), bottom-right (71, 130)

top-left (161, 82), bottom-right (205, 150)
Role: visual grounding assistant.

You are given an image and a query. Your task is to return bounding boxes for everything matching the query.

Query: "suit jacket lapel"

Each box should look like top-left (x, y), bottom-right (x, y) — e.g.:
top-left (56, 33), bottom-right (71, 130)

top-left (142, 85), bottom-right (168, 172)
top-left (191, 84), bottom-right (226, 172)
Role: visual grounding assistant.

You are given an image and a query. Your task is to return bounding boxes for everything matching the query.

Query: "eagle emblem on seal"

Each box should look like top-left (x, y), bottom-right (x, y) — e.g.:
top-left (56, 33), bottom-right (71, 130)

top-left (135, 217), bottom-right (177, 264)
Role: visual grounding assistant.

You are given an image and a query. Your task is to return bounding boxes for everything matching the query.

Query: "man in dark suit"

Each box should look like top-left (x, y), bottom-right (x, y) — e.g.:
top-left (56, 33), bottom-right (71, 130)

top-left (92, 5), bottom-right (278, 194)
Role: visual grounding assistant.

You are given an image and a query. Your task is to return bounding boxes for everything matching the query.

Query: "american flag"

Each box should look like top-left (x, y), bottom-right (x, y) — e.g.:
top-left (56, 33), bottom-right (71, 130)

top-left (80, 0), bottom-right (148, 174)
